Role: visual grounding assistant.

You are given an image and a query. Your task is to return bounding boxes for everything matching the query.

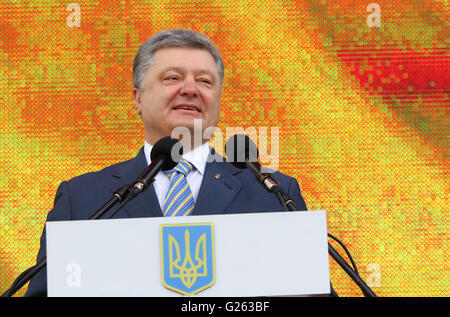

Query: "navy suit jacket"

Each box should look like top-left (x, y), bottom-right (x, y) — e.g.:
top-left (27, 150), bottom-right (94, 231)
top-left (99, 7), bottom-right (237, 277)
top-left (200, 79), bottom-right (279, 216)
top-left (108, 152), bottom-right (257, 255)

top-left (25, 147), bottom-right (308, 297)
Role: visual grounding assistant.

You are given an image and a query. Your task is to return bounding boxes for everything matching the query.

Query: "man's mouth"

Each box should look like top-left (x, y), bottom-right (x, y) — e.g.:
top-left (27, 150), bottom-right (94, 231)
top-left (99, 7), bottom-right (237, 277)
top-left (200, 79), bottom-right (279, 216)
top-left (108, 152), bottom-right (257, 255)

top-left (172, 104), bottom-right (201, 112)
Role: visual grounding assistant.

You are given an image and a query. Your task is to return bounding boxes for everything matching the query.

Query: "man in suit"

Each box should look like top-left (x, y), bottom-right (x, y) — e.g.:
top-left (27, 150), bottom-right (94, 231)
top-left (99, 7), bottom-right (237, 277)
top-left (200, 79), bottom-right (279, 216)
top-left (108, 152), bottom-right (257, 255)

top-left (25, 29), bottom-right (310, 296)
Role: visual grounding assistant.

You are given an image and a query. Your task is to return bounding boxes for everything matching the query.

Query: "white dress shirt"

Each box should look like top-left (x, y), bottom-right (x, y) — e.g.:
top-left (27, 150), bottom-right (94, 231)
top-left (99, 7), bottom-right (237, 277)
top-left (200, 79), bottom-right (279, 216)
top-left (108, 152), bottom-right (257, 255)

top-left (144, 141), bottom-right (210, 211)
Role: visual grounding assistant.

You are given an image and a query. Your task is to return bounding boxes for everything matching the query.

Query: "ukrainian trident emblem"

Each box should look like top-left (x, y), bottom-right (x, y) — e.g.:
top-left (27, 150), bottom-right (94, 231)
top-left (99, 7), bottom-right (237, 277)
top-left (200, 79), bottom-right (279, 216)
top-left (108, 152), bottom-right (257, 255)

top-left (160, 223), bottom-right (215, 295)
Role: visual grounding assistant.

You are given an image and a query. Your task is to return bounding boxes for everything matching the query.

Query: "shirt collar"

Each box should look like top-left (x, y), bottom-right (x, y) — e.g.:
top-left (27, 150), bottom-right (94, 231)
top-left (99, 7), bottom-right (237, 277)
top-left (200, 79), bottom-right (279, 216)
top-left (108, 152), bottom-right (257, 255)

top-left (144, 140), bottom-right (209, 175)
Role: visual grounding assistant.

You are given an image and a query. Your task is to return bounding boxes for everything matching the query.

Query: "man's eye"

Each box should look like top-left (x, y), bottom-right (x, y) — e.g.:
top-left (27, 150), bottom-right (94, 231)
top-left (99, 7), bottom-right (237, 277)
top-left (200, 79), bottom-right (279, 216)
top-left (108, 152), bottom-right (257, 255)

top-left (164, 76), bottom-right (179, 81)
top-left (199, 79), bottom-right (212, 84)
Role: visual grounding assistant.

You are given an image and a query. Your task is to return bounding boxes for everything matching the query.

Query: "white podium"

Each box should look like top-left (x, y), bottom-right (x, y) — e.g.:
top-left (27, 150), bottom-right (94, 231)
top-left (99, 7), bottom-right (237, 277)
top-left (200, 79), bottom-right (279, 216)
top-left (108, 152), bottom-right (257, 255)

top-left (46, 210), bottom-right (330, 297)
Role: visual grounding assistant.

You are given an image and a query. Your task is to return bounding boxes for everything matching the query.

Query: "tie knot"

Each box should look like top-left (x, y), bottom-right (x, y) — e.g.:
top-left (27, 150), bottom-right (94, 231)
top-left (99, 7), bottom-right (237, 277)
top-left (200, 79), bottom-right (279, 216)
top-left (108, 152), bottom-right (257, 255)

top-left (164, 159), bottom-right (193, 177)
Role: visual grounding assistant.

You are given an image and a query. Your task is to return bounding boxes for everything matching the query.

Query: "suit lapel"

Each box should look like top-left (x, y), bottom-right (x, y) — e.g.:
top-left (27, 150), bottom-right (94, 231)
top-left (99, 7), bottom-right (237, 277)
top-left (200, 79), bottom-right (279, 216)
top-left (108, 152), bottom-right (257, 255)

top-left (109, 148), bottom-right (163, 218)
top-left (192, 157), bottom-right (242, 215)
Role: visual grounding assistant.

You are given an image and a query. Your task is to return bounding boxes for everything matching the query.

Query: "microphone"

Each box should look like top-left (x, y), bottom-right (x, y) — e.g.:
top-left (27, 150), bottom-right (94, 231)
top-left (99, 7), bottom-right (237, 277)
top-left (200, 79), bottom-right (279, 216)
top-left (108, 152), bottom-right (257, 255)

top-left (90, 137), bottom-right (181, 220)
top-left (225, 134), bottom-right (270, 188)
top-left (225, 134), bottom-right (377, 297)
top-left (225, 134), bottom-right (293, 210)
top-left (125, 136), bottom-right (182, 201)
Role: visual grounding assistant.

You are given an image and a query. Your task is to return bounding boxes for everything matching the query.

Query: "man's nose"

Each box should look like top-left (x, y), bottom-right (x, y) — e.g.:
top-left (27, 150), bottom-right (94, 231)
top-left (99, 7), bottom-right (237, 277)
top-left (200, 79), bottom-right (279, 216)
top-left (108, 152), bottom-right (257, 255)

top-left (179, 77), bottom-right (199, 97)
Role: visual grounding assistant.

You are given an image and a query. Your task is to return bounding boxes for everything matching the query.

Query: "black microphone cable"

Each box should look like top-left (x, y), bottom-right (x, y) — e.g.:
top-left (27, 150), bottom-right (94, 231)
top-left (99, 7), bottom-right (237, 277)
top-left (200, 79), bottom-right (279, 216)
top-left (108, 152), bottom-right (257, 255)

top-left (327, 233), bottom-right (359, 275)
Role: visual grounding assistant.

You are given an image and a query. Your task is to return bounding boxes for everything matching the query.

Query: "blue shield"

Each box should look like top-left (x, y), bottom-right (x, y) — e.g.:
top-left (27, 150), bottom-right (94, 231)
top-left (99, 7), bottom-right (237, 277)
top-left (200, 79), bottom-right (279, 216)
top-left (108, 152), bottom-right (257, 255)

top-left (160, 223), bottom-right (215, 295)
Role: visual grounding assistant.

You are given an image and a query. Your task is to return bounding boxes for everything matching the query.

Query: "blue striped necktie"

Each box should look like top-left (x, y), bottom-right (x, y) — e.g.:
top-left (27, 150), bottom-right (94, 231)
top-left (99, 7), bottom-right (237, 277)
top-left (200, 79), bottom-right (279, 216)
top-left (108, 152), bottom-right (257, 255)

top-left (162, 159), bottom-right (195, 217)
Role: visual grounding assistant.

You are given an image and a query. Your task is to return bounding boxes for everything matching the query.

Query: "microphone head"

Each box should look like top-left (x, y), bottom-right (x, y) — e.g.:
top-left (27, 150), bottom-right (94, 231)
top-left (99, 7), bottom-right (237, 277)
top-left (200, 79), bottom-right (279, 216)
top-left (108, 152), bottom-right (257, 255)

top-left (225, 134), bottom-right (259, 169)
top-left (150, 137), bottom-right (183, 170)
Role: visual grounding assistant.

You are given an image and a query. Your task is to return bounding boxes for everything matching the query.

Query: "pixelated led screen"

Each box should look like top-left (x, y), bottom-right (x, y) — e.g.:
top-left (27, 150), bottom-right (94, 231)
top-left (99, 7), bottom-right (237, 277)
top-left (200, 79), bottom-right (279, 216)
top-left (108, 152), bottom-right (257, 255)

top-left (0, 1), bottom-right (448, 297)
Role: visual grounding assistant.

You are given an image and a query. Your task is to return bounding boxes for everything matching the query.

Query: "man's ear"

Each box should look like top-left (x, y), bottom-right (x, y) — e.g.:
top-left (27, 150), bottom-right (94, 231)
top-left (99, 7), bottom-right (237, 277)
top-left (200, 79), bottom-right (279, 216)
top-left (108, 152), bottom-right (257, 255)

top-left (132, 88), bottom-right (142, 115)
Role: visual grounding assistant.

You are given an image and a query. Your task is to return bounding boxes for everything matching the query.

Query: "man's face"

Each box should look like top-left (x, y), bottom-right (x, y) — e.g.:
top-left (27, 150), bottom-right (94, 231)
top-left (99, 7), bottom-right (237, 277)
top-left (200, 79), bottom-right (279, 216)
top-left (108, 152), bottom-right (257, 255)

top-left (133, 47), bottom-right (221, 146)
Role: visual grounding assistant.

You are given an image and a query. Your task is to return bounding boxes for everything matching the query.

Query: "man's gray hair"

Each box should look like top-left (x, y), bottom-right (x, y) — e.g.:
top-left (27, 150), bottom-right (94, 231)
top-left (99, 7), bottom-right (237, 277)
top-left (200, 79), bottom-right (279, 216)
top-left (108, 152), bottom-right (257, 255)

top-left (133, 29), bottom-right (224, 90)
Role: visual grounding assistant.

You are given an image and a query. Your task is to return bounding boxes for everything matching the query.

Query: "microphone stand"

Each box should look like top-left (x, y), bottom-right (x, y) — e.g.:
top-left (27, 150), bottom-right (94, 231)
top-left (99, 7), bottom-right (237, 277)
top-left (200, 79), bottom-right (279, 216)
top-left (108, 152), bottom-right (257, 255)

top-left (245, 159), bottom-right (377, 297)
top-left (1, 184), bottom-right (132, 297)
top-left (2, 136), bottom-right (181, 297)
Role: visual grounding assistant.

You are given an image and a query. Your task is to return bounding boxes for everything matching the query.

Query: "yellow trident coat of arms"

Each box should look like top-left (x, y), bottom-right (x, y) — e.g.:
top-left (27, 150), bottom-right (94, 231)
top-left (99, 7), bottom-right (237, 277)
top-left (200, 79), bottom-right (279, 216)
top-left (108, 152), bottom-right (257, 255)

top-left (160, 223), bottom-right (215, 296)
